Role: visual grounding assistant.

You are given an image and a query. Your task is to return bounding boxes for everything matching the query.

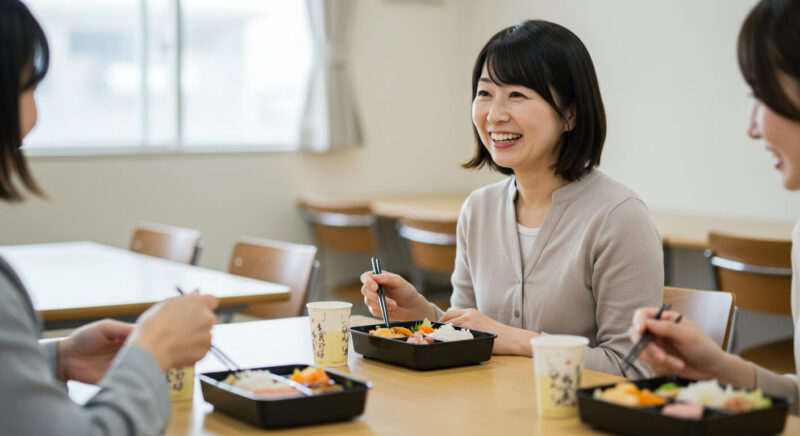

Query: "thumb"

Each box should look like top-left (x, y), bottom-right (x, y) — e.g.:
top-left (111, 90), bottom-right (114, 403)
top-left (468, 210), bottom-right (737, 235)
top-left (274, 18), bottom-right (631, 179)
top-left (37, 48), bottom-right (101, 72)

top-left (199, 294), bottom-right (219, 309)
top-left (644, 319), bottom-right (685, 341)
top-left (102, 320), bottom-right (135, 340)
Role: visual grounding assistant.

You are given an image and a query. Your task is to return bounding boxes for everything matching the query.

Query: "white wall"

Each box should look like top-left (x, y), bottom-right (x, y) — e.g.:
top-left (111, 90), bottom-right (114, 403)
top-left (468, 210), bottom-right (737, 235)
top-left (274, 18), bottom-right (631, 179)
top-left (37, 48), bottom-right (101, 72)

top-left (0, 0), bottom-right (500, 271)
top-left (464, 0), bottom-right (800, 223)
top-left (1, 0), bottom-right (796, 274)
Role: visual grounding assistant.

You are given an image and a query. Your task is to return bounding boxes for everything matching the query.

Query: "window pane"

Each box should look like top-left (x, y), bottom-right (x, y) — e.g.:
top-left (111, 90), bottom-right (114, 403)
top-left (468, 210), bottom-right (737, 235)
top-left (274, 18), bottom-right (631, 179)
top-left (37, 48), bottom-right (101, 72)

top-left (25, 0), bottom-right (145, 148)
top-left (146, 0), bottom-right (179, 146)
top-left (181, 0), bottom-right (311, 148)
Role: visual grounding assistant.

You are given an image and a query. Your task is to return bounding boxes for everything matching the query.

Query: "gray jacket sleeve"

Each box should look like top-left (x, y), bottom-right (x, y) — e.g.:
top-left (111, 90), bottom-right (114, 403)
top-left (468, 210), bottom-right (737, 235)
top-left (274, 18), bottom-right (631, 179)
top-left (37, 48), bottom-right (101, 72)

top-left (0, 269), bottom-right (171, 435)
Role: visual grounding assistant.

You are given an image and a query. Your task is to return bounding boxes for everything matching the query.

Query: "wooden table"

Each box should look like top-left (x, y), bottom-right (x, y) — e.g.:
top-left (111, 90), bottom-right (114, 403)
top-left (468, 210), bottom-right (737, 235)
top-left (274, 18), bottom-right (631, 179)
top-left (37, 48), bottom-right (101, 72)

top-left (63, 316), bottom-right (800, 434)
top-left (149, 315), bottom-right (800, 435)
top-left (0, 241), bottom-right (290, 325)
top-left (362, 193), bottom-right (796, 249)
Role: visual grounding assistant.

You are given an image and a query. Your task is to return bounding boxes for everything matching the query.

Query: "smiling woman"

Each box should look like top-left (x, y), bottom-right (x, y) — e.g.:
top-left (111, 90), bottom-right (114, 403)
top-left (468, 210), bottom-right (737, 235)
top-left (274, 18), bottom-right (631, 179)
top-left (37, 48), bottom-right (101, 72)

top-left (360, 20), bottom-right (663, 378)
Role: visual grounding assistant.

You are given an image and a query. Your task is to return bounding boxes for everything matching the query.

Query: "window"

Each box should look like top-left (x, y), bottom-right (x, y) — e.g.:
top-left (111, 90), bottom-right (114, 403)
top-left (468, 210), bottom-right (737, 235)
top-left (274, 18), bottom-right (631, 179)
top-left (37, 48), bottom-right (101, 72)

top-left (24, 0), bottom-right (312, 154)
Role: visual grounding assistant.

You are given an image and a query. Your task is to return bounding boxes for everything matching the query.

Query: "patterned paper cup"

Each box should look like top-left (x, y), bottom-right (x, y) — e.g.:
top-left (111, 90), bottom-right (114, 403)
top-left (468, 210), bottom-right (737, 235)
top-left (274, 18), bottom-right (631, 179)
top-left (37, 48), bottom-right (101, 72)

top-left (166, 365), bottom-right (194, 401)
top-left (531, 335), bottom-right (589, 418)
top-left (306, 301), bottom-right (353, 367)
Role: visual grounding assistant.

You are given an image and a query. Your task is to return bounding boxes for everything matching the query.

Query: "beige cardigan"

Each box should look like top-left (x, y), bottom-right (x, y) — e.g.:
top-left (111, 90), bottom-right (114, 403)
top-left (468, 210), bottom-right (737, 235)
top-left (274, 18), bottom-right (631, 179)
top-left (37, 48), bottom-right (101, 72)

top-left (434, 170), bottom-right (664, 378)
top-left (753, 220), bottom-right (800, 414)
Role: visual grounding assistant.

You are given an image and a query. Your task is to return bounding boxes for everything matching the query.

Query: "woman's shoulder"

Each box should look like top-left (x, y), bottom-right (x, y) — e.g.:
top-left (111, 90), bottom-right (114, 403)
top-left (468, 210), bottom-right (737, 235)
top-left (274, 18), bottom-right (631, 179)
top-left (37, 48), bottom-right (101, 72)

top-left (574, 170), bottom-right (647, 211)
top-left (465, 177), bottom-right (514, 206)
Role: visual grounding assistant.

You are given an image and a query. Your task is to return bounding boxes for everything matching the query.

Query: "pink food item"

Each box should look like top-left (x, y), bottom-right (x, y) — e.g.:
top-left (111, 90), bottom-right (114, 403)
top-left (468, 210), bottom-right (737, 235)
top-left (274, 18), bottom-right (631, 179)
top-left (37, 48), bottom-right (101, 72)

top-left (720, 396), bottom-right (755, 413)
top-left (661, 402), bottom-right (704, 420)
top-left (406, 331), bottom-right (434, 345)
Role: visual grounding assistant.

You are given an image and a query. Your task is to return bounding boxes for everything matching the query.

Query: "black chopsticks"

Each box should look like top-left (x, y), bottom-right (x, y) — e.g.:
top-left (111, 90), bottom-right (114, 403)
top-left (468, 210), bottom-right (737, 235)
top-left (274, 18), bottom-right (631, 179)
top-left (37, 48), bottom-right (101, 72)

top-left (621, 303), bottom-right (681, 372)
top-left (370, 257), bottom-right (391, 328)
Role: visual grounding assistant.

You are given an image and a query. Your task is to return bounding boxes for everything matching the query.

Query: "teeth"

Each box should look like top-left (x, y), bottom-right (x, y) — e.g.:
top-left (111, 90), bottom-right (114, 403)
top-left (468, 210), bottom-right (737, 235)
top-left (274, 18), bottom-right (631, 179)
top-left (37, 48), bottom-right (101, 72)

top-left (490, 132), bottom-right (522, 141)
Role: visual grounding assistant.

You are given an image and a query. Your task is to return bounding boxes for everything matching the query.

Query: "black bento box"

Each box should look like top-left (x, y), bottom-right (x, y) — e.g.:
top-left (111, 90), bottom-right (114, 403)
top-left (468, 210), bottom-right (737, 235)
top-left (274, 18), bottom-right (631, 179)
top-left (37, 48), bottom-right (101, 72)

top-left (577, 376), bottom-right (790, 436)
top-left (349, 320), bottom-right (496, 370)
top-left (199, 364), bottom-right (372, 429)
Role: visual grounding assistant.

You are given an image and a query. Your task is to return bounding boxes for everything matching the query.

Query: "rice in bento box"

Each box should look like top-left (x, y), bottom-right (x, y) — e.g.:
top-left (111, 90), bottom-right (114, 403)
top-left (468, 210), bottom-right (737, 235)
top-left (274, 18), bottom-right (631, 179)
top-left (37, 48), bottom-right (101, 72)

top-left (428, 323), bottom-right (474, 341)
top-left (223, 370), bottom-right (300, 398)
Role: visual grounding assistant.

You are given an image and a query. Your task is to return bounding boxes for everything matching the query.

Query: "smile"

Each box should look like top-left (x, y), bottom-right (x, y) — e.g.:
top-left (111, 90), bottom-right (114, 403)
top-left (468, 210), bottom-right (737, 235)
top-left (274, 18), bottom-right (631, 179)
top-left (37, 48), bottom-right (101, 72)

top-left (490, 132), bottom-right (522, 149)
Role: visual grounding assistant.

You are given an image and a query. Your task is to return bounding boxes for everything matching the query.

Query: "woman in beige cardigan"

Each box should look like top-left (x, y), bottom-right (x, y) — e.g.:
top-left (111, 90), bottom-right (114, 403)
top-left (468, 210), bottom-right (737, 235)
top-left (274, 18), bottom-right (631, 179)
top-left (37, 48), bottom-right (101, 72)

top-left (630, 0), bottom-right (800, 413)
top-left (362, 20), bottom-right (663, 377)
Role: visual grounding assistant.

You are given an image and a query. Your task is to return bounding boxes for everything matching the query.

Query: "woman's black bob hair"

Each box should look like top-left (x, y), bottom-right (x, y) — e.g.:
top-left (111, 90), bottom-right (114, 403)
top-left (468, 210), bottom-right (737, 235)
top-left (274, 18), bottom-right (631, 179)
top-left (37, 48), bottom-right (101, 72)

top-left (0, 0), bottom-right (48, 201)
top-left (464, 20), bottom-right (606, 181)
top-left (738, 0), bottom-right (800, 121)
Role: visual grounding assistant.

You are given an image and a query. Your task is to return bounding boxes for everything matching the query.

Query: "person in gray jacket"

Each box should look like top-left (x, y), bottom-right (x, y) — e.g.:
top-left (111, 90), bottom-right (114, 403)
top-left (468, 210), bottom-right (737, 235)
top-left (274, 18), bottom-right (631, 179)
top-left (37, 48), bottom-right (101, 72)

top-left (361, 20), bottom-right (663, 378)
top-left (0, 1), bottom-right (219, 434)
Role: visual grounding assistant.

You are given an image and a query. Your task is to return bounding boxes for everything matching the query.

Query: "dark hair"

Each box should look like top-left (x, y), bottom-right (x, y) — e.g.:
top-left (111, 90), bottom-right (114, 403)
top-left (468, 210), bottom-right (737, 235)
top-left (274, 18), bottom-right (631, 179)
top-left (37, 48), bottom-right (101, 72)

top-left (0, 0), bottom-right (48, 201)
top-left (738, 0), bottom-right (800, 121)
top-left (464, 20), bottom-right (606, 181)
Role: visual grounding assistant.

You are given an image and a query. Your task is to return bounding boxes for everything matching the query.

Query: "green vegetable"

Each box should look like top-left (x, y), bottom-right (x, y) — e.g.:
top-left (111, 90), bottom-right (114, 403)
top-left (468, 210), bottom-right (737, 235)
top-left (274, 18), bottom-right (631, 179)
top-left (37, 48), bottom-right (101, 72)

top-left (654, 382), bottom-right (679, 394)
top-left (410, 318), bottom-right (433, 333)
top-left (741, 389), bottom-right (771, 409)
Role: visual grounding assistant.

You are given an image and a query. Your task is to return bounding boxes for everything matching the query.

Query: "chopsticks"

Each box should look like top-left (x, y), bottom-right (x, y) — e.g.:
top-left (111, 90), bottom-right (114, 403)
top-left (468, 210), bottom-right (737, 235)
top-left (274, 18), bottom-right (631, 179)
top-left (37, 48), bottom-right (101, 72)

top-left (621, 303), bottom-right (680, 372)
top-left (370, 257), bottom-right (391, 328)
top-left (175, 286), bottom-right (243, 376)
top-left (174, 286), bottom-right (314, 397)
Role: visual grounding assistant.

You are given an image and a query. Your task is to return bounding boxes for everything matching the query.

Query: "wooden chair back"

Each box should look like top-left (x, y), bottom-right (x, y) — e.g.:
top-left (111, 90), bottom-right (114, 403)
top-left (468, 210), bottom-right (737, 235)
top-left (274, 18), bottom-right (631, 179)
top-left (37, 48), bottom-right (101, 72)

top-left (129, 222), bottom-right (202, 265)
top-left (230, 237), bottom-right (318, 319)
top-left (298, 197), bottom-right (378, 254)
top-left (397, 218), bottom-right (457, 275)
top-left (663, 286), bottom-right (735, 350)
top-left (707, 232), bottom-right (792, 316)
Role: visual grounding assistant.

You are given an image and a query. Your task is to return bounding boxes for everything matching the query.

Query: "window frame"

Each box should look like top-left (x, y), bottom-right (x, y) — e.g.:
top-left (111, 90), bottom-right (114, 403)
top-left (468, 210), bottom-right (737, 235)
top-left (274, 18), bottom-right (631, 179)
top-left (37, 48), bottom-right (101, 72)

top-left (24, 0), bottom-right (309, 157)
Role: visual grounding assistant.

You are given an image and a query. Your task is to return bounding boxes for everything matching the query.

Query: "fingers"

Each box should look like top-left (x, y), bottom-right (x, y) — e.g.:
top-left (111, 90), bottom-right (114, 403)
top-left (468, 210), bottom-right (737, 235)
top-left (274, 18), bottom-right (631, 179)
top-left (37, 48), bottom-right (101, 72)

top-left (631, 308), bottom-right (682, 334)
top-left (643, 318), bottom-right (688, 341)
top-left (362, 294), bottom-right (397, 316)
top-left (100, 319), bottom-right (136, 340)
top-left (638, 343), bottom-right (686, 375)
top-left (439, 309), bottom-right (465, 323)
top-left (197, 294), bottom-right (219, 310)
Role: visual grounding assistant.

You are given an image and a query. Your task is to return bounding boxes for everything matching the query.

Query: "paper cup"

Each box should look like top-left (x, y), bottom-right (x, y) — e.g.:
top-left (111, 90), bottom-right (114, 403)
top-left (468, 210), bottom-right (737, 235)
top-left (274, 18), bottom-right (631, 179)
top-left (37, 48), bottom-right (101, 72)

top-left (166, 365), bottom-right (194, 401)
top-left (531, 335), bottom-right (589, 417)
top-left (306, 301), bottom-right (352, 367)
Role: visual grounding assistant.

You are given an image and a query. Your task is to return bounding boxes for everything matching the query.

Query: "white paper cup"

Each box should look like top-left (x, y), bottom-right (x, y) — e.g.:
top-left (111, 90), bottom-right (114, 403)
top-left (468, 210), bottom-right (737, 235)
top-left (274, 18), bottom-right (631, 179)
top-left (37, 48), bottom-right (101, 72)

top-left (306, 301), bottom-right (352, 367)
top-left (531, 335), bottom-right (589, 417)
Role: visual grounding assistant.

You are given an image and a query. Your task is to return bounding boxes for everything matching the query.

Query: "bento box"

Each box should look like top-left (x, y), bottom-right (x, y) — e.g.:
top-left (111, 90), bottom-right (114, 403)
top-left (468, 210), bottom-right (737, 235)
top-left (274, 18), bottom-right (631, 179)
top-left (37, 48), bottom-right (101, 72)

top-left (199, 364), bottom-right (372, 429)
top-left (349, 320), bottom-right (496, 370)
top-left (577, 376), bottom-right (790, 436)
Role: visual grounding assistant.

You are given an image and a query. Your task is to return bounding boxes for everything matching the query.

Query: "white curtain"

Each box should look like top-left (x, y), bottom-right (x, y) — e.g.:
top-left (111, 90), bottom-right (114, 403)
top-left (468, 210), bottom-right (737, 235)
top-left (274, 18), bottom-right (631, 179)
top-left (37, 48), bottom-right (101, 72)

top-left (299, 0), bottom-right (362, 152)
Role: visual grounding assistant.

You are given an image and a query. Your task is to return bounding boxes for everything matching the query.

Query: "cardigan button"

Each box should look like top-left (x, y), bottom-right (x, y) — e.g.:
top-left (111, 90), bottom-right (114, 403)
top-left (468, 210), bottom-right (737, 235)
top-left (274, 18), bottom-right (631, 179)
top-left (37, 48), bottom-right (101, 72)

top-left (514, 310), bottom-right (520, 318)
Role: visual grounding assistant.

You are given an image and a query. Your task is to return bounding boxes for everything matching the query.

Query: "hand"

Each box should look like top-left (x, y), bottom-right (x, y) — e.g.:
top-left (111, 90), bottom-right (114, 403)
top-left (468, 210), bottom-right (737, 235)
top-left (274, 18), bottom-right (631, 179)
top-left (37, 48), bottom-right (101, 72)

top-left (629, 307), bottom-right (740, 382)
top-left (128, 293), bottom-right (218, 371)
top-left (360, 270), bottom-right (435, 321)
top-left (439, 308), bottom-right (537, 355)
top-left (57, 319), bottom-right (134, 383)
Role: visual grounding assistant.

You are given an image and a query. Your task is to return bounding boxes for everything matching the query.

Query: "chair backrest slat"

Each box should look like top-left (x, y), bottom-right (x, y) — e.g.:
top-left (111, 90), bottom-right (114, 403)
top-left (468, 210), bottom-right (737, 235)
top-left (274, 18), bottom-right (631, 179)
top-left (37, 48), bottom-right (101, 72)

top-left (231, 237), bottom-right (318, 319)
top-left (663, 286), bottom-right (735, 350)
top-left (129, 222), bottom-right (202, 265)
top-left (707, 232), bottom-right (792, 316)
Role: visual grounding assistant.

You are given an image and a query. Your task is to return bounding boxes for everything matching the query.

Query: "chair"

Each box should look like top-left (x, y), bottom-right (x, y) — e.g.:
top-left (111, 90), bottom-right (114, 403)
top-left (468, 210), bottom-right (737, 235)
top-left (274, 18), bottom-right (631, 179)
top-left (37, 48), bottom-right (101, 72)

top-left (706, 231), bottom-right (795, 373)
top-left (129, 222), bottom-right (202, 265)
top-left (397, 217), bottom-right (457, 309)
top-left (229, 237), bottom-right (318, 319)
top-left (663, 286), bottom-right (736, 350)
top-left (298, 196), bottom-right (380, 303)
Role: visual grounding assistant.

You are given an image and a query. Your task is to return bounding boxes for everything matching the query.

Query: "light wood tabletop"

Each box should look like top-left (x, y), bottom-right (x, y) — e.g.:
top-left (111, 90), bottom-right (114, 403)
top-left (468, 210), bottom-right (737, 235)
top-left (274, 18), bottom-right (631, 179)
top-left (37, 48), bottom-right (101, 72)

top-left (0, 241), bottom-right (290, 322)
top-left (126, 315), bottom-right (795, 435)
top-left (343, 193), bottom-right (796, 250)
